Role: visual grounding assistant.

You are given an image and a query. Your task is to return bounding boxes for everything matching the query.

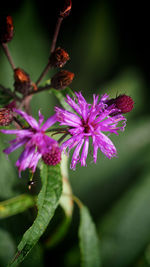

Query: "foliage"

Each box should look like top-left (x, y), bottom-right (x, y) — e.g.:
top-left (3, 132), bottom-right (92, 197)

top-left (0, 1), bottom-right (149, 267)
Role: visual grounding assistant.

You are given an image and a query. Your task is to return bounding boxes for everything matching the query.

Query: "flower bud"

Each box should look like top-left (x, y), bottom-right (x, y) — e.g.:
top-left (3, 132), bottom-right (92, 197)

top-left (114, 94), bottom-right (134, 113)
top-left (106, 94), bottom-right (134, 115)
top-left (49, 47), bottom-right (70, 68)
top-left (51, 70), bottom-right (74, 90)
top-left (0, 15), bottom-right (14, 43)
top-left (5, 100), bottom-right (16, 110)
top-left (14, 68), bottom-right (31, 95)
top-left (42, 146), bottom-right (61, 166)
top-left (0, 108), bottom-right (13, 126)
top-left (59, 0), bottom-right (72, 18)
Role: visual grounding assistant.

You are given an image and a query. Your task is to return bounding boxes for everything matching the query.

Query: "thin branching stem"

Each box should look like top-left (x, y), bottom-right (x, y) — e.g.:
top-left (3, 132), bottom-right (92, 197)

top-left (35, 62), bottom-right (52, 86)
top-left (35, 16), bottom-right (63, 86)
top-left (13, 117), bottom-right (24, 129)
top-left (58, 133), bottom-right (69, 144)
top-left (27, 84), bottom-right (52, 96)
top-left (46, 127), bottom-right (69, 133)
top-left (0, 84), bottom-right (22, 102)
top-left (1, 43), bottom-right (16, 70)
top-left (50, 16), bottom-right (63, 53)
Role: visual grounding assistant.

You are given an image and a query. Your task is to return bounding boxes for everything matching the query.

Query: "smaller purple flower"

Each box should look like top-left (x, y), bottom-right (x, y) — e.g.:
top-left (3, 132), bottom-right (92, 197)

top-left (55, 92), bottom-right (126, 169)
top-left (0, 109), bottom-right (59, 176)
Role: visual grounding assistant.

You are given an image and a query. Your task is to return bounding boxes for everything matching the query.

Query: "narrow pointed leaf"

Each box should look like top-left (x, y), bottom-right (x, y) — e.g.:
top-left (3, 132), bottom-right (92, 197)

top-left (45, 154), bottom-right (74, 248)
top-left (8, 163), bottom-right (62, 267)
top-left (79, 205), bottom-right (101, 267)
top-left (51, 87), bottom-right (75, 111)
top-left (0, 194), bottom-right (35, 219)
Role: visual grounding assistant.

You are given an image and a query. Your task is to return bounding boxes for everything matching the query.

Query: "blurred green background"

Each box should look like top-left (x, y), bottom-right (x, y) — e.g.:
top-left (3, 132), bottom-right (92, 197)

top-left (0, 0), bottom-right (150, 266)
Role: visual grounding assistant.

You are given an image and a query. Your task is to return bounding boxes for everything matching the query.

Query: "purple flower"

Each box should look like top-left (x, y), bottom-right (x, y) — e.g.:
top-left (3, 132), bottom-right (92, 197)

top-left (0, 109), bottom-right (58, 176)
top-left (55, 92), bottom-right (126, 169)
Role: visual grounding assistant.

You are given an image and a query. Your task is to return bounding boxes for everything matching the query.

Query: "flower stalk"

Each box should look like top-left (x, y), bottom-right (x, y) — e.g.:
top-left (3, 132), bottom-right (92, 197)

top-left (1, 43), bottom-right (15, 70)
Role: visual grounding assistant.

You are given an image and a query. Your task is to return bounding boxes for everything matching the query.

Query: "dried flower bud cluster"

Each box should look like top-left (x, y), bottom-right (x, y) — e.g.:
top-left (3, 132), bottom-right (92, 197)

top-left (59, 0), bottom-right (72, 18)
top-left (51, 70), bottom-right (74, 89)
top-left (49, 47), bottom-right (70, 68)
top-left (0, 108), bottom-right (13, 126)
top-left (14, 68), bottom-right (32, 95)
top-left (0, 15), bottom-right (14, 43)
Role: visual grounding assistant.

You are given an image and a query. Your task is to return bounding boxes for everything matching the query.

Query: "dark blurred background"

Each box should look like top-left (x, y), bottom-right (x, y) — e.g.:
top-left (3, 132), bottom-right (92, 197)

top-left (0, 1), bottom-right (150, 267)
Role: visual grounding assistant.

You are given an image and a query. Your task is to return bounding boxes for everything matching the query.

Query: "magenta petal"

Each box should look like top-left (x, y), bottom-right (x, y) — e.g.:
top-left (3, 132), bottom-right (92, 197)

top-left (55, 107), bottom-right (82, 127)
top-left (41, 114), bottom-right (57, 131)
top-left (92, 136), bottom-right (98, 163)
top-left (96, 133), bottom-right (117, 158)
top-left (60, 136), bottom-right (75, 153)
top-left (1, 108), bottom-right (59, 175)
top-left (65, 95), bottom-right (82, 115)
top-left (71, 139), bottom-right (84, 170)
top-left (63, 134), bottom-right (84, 152)
top-left (80, 137), bottom-right (89, 166)
top-left (0, 129), bottom-right (32, 136)
top-left (29, 152), bottom-right (42, 172)
top-left (16, 146), bottom-right (35, 176)
top-left (14, 109), bottom-right (39, 129)
top-left (38, 110), bottom-right (44, 126)
top-left (56, 91), bottom-right (126, 168)
top-left (3, 138), bottom-right (28, 154)
top-left (76, 92), bottom-right (89, 121)
top-left (100, 93), bottom-right (109, 103)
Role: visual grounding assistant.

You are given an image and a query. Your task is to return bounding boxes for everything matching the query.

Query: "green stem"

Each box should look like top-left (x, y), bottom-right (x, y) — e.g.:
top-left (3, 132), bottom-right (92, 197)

top-left (62, 193), bottom-right (83, 209)
top-left (27, 84), bottom-right (52, 96)
top-left (35, 62), bottom-right (51, 86)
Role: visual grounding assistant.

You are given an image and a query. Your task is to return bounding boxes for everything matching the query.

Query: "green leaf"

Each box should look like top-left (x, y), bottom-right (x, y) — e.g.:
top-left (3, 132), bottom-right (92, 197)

top-left (51, 87), bottom-right (75, 111)
top-left (8, 163), bottom-right (62, 267)
top-left (98, 165), bottom-right (150, 267)
top-left (0, 194), bottom-right (35, 219)
top-left (45, 154), bottom-right (74, 248)
top-left (79, 205), bottom-right (101, 267)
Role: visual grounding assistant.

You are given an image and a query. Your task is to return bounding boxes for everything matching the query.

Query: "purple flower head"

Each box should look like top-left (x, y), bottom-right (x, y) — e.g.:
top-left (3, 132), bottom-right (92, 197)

top-left (0, 109), bottom-right (59, 176)
top-left (55, 92), bottom-right (126, 169)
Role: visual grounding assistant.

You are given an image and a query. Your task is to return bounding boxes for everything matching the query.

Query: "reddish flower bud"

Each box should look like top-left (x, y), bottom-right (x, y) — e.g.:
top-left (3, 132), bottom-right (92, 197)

top-left (0, 15), bottom-right (14, 43)
top-left (49, 47), bottom-right (70, 68)
top-left (59, 0), bottom-right (72, 18)
top-left (0, 108), bottom-right (13, 126)
top-left (114, 95), bottom-right (134, 113)
top-left (14, 68), bottom-right (30, 83)
top-left (5, 100), bottom-right (16, 110)
top-left (106, 94), bottom-right (134, 115)
top-left (14, 68), bottom-right (32, 95)
top-left (51, 70), bottom-right (74, 90)
top-left (42, 146), bottom-right (61, 166)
